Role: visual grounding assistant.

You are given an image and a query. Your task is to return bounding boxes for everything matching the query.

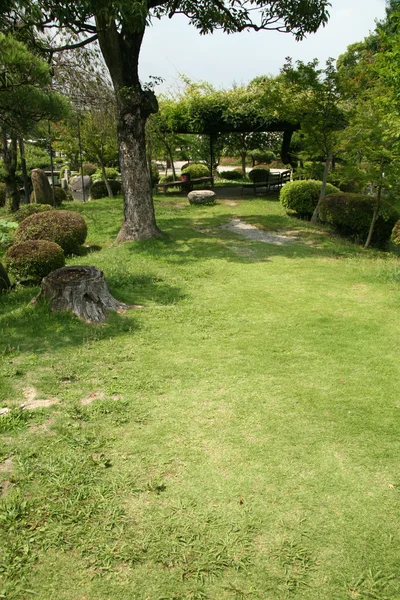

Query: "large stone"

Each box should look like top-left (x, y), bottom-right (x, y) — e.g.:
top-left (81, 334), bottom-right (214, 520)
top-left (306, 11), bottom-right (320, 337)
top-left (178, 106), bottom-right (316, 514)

top-left (31, 168), bottom-right (53, 205)
top-left (187, 190), bottom-right (216, 205)
top-left (69, 175), bottom-right (92, 193)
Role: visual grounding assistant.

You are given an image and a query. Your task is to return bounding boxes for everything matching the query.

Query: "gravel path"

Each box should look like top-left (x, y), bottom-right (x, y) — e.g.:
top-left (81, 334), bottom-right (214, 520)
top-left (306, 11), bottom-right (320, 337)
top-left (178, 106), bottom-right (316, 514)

top-left (222, 218), bottom-right (298, 245)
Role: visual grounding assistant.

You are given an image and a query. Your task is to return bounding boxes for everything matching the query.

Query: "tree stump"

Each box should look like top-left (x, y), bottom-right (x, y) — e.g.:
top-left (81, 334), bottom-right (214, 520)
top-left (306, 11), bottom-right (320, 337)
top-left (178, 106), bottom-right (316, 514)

top-left (35, 266), bottom-right (130, 324)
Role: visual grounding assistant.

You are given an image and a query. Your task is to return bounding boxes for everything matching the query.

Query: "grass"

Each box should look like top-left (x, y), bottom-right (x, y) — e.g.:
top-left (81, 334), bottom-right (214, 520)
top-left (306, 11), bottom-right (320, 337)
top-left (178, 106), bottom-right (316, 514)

top-left (0, 193), bottom-right (400, 599)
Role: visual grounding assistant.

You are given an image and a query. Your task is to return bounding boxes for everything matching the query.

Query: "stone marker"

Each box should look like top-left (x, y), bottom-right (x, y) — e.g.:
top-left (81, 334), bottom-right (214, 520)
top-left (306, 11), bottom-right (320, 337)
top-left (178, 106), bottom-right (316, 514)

top-left (188, 190), bottom-right (216, 205)
top-left (31, 168), bottom-right (53, 205)
top-left (69, 175), bottom-right (92, 194)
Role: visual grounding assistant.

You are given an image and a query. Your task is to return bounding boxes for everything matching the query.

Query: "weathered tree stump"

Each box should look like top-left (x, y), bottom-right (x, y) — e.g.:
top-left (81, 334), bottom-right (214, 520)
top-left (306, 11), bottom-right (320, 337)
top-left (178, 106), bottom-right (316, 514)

top-left (34, 266), bottom-right (130, 323)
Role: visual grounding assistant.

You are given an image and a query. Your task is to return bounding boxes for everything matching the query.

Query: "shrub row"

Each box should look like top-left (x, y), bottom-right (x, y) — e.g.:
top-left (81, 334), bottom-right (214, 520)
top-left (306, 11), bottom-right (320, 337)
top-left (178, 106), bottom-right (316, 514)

top-left (279, 179), bottom-right (399, 246)
top-left (219, 169), bottom-right (243, 181)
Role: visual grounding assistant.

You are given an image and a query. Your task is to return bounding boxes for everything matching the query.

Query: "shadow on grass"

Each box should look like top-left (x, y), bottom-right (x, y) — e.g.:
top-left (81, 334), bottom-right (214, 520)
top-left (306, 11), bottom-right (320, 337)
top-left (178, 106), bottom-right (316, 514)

top-left (0, 271), bottom-right (186, 356)
top-left (127, 213), bottom-right (373, 266)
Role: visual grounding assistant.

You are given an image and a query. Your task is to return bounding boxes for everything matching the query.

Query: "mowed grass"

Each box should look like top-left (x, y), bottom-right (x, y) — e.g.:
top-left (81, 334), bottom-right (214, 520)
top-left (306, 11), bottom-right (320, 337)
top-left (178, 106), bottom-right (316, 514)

top-left (1, 193), bottom-right (400, 599)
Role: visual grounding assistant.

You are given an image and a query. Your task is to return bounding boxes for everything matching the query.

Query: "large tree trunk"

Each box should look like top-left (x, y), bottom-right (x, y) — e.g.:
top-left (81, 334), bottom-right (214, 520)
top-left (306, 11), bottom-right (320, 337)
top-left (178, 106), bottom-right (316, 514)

top-left (95, 13), bottom-right (162, 243)
top-left (311, 152), bottom-right (333, 224)
top-left (2, 131), bottom-right (20, 213)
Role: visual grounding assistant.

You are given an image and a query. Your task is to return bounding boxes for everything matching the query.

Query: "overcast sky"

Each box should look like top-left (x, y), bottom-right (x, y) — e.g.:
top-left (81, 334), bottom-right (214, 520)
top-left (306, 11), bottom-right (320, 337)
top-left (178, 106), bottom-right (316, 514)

top-left (139, 0), bottom-right (387, 93)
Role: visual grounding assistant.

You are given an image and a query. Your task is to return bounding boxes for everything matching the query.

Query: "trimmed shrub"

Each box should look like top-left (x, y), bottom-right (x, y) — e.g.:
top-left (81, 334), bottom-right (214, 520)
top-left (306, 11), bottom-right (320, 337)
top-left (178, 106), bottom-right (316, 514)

top-left (89, 179), bottom-right (122, 200)
top-left (14, 210), bottom-right (87, 254)
top-left (219, 170), bottom-right (243, 181)
top-left (52, 186), bottom-right (73, 204)
top-left (392, 220), bottom-right (400, 247)
top-left (13, 203), bottom-right (54, 223)
top-left (319, 193), bottom-right (400, 246)
top-left (0, 183), bottom-right (6, 207)
top-left (181, 163), bottom-right (210, 179)
top-left (280, 180), bottom-right (340, 218)
top-left (0, 262), bottom-right (10, 291)
top-left (81, 163), bottom-right (97, 176)
top-left (4, 240), bottom-right (65, 281)
top-left (92, 167), bottom-right (120, 182)
top-left (249, 149), bottom-right (276, 165)
top-left (248, 168), bottom-right (270, 182)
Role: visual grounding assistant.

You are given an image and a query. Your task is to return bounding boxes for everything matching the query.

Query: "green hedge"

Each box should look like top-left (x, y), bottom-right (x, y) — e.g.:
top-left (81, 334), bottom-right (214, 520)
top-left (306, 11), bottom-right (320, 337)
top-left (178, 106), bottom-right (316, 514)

top-left (14, 210), bottom-right (87, 254)
top-left (89, 180), bottom-right (122, 200)
top-left (319, 193), bottom-right (399, 246)
top-left (219, 170), bottom-right (243, 181)
top-left (181, 163), bottom-right (210, 179)
top-left (4, 240), bottom-right (65, 281)
top-left (13, 203), bottom-right (54, 223)
top-left (280, 180), bottom-right (340, 218)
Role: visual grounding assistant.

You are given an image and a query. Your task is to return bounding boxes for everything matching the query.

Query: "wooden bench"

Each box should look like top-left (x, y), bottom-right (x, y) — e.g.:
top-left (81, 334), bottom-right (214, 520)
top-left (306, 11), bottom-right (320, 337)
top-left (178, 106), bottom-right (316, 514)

top-left (241, 170), bottom-right (291, 196)
top-left (155, 176), bottom-right (214, 194)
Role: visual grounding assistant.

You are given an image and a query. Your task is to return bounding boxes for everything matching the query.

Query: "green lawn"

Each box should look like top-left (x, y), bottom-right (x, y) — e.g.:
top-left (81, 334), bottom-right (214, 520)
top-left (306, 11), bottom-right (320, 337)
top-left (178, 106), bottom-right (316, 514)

top-left (1, 194), bottom-right (400, 599)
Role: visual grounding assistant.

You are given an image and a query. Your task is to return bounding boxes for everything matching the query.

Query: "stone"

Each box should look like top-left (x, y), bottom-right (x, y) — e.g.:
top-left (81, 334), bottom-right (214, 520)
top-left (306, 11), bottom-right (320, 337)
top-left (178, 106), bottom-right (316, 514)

top-left (31, 168), bottom-right (53, 205)
top-left (188, 190), bottom-right (216, 205)
top-left (69, 175), bottom-right (92, 193)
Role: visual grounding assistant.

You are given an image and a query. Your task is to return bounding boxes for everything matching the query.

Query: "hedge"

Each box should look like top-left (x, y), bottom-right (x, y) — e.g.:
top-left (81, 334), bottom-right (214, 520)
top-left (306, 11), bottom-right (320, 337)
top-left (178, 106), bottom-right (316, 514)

top-left (89, 180), bottom-right (122, 199)
top-left (319, 193), bottom-right (399, 246)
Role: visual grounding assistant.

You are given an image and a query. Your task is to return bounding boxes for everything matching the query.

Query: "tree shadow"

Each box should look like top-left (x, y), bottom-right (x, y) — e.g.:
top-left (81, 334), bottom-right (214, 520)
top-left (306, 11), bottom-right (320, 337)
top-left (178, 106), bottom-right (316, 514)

top-left (0, 272), bottom-right (185, 356)
top-left (128, 212), bottom-right (374, 266)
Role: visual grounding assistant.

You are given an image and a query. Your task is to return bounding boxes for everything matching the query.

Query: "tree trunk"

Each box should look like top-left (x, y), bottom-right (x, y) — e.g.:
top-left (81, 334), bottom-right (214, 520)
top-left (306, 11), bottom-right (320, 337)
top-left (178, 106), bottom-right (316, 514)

top-left (98, 155), bottom-right (113, 198)
top-left (35, 266), bottom-right (130, 324)
top-left (364, 185), bottom-right (382, 249)
top-left (241, 152), bottom-right (247, 179)
top-left (2, 131), bottom-right (20, 212)
top-left (95, 13), bottom-right (162, 243)
top-left (311, 152), bottom-right (333, 224)
top-left (19, 138), bottom-right (30, 205)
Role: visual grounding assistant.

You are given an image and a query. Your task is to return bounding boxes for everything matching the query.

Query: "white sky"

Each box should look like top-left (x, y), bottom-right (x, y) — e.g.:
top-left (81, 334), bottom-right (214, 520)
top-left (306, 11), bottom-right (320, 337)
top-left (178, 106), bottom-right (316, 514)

top-left (139, 0), bottom-right (387, 93)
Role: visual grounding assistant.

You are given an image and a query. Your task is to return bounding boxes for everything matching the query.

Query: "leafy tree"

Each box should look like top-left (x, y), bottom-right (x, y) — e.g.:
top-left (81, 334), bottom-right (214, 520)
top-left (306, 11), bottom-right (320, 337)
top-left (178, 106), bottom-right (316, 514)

top-left (281, 57), bottom-right (348, 223)
top-left (0, 33), bottom-right (68, 210)
top-left (223, 132), bottom-right (272, 177)
top-left (2, 0), bottom-right (330, 240)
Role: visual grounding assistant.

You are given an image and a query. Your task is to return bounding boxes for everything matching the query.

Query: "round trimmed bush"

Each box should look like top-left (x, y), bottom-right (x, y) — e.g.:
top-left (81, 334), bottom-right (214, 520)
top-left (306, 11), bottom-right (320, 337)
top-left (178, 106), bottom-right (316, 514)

top-left (13, 203), bottom-right (54, 223)
top-left (81, 163), bottom-right (97, 176)
top-left (4, 240), bottom-right (65, 281)
top-left (392, 220), bottom-right (400, 247)
top-left (181, 163), bottom-right (210, 179)
top-left (319, 193), bottom-right (399, 246)
top-left (280, 180), bottom-right (340, 218)
top-left (248, 168), bottom-right (270, 182)
top-left (89, 180), bottom-right (122, 200)
top-left (14, 210), bottom-right (87, 254)
top-left (0, 183), bottom-right (6, 208)
top-left (219, 170), bottom-right (243, 181)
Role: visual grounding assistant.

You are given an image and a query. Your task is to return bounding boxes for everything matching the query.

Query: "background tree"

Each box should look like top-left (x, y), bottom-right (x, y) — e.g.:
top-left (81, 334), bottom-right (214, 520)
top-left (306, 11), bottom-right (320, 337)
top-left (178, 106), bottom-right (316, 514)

top-left (0, 33), bottom-right (68, 211)
top-left (2, 0), bottom-right (330, 240)
top-left (281, 57), bottom-right (348, 223)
